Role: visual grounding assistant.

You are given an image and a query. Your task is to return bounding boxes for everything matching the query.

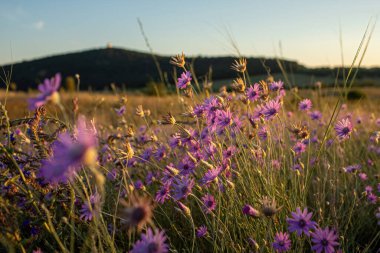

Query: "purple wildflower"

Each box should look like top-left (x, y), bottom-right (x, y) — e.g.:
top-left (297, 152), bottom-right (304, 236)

top-left (201, 194), bottom-right (216, 213)
top-left (293, 142), bottom-right (307, 155)
top-left (178, 157), bottom-right (196, 176)
top-left (299, 99), bottom-right (312, 111)
top-left (203, 96), bottom-right (222, 116)
top-left (201, 167), bottom-right (221, 185)
top-left (272, 232), bottom-right (291, 252)
top-left (358, 173), bottom-right (368, 181)
top-left (287, 207), bottom-right (317, 236)
top-left (252, 107), bottom-right (264, 122)
top-left (130, 228), bottom-right (168, 253)
top-left (177, 71), bottom-right (192, 89)
top-left (134, 180), bottom-right (145, 190)
top-left (311, 227), bottom-right (339, 253)
top-left (155, 182), bottom-right (171, 204)
top-left (342, 164), bottom-right (361, 173)
top-left (154, 145), bottom-right (167, 161)
top-left (272, 159), bottom-right (281, 170)
top-left (292, 164), bottom-right (303, 171)
top-left (269, 80), bottom-right (284, 91)
top-left (262, 99), bottom-right (281, 120)
top-left (223, 146), bottom-right (237, 159)
top-left (196, 225), bottom-right (208, 238)
top-left (367, 193), bottom-right (377, 204)
top-left (242, 204), bottom-right (260, 218)
top-left (80, 192), bottom-right (101, 221)
top-left (28, 73), bottom-right (61, 110)
top-left (365, 185), bottom-right (373, 193)
top-left (193, 104), bottom-right (205, 118)
top-left (215, 109), bottom-right (233, 129)
top-left (258, 126), bottom-right (269, 141)
top-left (246, 84), bottom-right (261, 102)
top-left (115, 105), bottom-right (126, 116)
top-left (40, 116), bottom-right (97, 184)
top-left (334, 118), bottom-right (352, 141)
top-left (310, 110), bottom-right (322, 121)
top-left (172, 176), bottom-right (194, 200)
top-left (169, 133), bottom-right (182, 148)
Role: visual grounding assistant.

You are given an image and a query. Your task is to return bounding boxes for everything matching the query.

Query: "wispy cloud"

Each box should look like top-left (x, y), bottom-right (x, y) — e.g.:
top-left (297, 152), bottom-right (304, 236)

top-left (33, 20), bottom-right (45, 30)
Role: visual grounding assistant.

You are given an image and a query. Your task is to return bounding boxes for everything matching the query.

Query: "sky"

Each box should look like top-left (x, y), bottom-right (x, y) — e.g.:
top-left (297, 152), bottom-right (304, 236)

top-left (0, 0), bottom-right (379, 67)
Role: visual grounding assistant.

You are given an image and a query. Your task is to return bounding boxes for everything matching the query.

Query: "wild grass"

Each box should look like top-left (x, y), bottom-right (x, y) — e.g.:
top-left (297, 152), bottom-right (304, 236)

top-left (0, 21), bottom-right (379, 253)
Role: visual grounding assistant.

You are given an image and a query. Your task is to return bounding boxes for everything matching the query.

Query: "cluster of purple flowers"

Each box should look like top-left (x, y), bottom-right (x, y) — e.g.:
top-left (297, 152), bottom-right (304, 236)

top-left (6, 59), bottom-right (379, 252)
top-left (272, 208), bottom-right (340, 253)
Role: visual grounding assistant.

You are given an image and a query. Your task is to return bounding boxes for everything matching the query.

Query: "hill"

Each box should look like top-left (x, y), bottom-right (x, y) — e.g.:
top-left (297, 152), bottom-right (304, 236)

top-left (1, 47), bottom-right (380, 90)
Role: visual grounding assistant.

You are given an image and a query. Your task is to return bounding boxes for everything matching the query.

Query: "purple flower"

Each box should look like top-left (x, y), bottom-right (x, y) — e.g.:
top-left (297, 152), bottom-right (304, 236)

top-left (169, 133), bottom-right (182, 148)
top-left (310, 110), bottom-right (322, 121)
top-left (134, 180), bottom-right (145, 190)
top-left (178, 157), bottom-right (196, 176)
top-left (365, 185), bottom-right (373, 193)
top-left (246, 84), bottom-right (261, 101)
top-left (293, 142), bottom-right (307, 155)
top-left (272, 232), bottom-right (291, 252)
top-left (215, 109), bottom-right (233, 130)
top-left (334, 118), bottom-right (352, 141)
top-left (80, 192), bottom-right (101, 221)
top-left (154, 145), bottom-right (167, 161)
top-left (287, 207), bottom-right (317, 236)
top-left (201, 167), bottom-right (221, 185)
top-left (262, 99), bottom-right (281, 120)
top-left (367, 193), bottom-right (377, 204)
top-left (269, 80), bottom-right (284, 91)
top-left (272, 159), bottom-right (281, 170)
top-left (223, 146), bottom-right (237, 159)
top-left (155, 182), bottom-right (171, 204)
top-left (40, 116), bottom-right (97, 184)
top-left (202, 194), bottom-right (216, 213)
top-left (242, 204), bottom-right (260, 218)
top-left (115, 105), bottom-right (126, 116)
top-left (299, 99), bottom-right (312, 111)
top-left (28, 73), bottom-right (61, 110)
top-left (193, 104), bottom-right (205, 118)
top-left (258, 126), bottom-right (269, 141)
top-left (358, 173), bottom-right (368, 181)
top-left (203, 96), bottom-right (222, 116)
top-left (196, 225), bottom-right (208, 238)
top-left (130, 228), bottom-right (168, 253)
top-left (177, 71), bottom-right (192, 89)
top-left (342, 164), bottom-right (361, 173)
top-left (172, 176), bottom-right (194, 200)
top-left (311, 227), bottom-right (339, 253)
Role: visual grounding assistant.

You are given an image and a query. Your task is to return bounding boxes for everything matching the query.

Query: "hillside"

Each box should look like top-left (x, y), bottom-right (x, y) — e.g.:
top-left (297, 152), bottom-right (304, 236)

top-left (1, 47), bottom-right (380, 90)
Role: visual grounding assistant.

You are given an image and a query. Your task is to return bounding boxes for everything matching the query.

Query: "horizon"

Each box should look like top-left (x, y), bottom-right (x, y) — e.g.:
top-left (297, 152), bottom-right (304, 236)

top-left (2, 45), bottom-right (380, 69)
top-left (1, 1), bottom-right (380, 67)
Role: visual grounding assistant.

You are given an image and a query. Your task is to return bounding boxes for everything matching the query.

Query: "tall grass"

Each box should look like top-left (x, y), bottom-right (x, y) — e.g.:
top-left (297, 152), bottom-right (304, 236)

top-left (0, 22), bottom-right (379, 253)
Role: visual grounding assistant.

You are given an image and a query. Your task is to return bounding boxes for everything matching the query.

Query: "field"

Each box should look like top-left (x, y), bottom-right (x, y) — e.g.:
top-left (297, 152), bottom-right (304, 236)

top-left (0, 59), bottom-right (379, 253)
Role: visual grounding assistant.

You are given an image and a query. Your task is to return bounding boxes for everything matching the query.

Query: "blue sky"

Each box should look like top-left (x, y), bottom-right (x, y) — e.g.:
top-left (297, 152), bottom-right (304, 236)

top-left (0, 0), bottom-right (379, 67)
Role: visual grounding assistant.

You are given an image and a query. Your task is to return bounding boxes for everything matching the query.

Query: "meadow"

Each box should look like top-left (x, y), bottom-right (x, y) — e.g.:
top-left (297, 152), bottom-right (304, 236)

top-left (0, 53), bottom-right (379, 253)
